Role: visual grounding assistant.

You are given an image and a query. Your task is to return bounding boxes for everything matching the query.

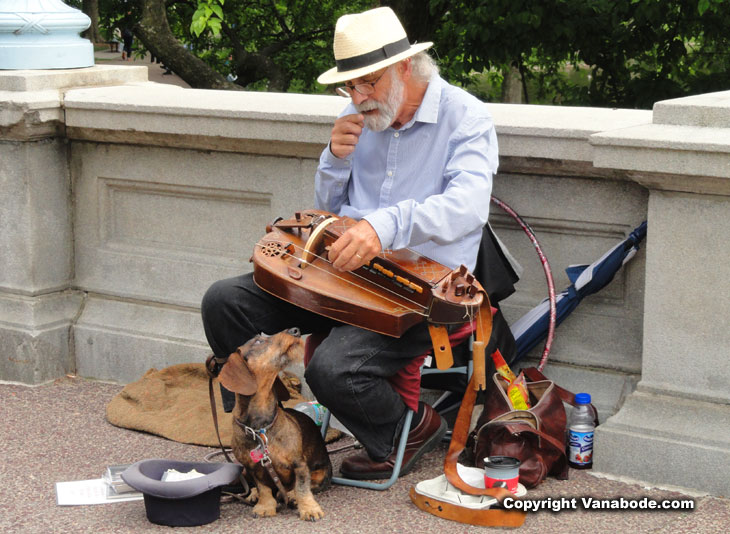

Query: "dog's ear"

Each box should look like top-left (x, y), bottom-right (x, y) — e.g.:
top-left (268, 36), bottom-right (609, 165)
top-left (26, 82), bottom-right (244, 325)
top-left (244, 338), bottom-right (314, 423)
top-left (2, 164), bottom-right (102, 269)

top-left (273, 376), bottom-right (291, 402)
top-left (218, 349), bottom-right (257, 395)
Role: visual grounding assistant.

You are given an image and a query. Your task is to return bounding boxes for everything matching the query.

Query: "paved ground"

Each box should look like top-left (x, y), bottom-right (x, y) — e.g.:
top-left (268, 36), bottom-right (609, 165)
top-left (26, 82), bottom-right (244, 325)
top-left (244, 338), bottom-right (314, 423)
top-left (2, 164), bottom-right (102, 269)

top-left (1, 376), bottom-right (728, 534)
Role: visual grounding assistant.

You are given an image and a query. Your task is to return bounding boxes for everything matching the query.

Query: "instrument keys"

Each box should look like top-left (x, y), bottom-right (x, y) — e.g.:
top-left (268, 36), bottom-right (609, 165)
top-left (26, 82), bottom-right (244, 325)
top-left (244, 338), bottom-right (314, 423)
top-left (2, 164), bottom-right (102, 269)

top-left (369, 262), bottom-right (423, 294)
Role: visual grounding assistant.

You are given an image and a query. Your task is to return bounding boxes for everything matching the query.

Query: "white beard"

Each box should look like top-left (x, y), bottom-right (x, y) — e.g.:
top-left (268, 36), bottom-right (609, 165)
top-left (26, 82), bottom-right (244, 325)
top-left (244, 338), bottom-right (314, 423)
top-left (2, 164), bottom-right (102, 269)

top-left (355, 69), bottom-right (404, 131)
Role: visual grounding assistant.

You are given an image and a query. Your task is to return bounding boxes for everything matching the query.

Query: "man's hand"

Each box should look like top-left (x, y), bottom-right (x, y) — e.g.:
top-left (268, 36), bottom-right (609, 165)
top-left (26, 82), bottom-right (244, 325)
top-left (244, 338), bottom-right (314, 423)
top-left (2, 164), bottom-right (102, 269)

top-left (330, 114), bottom-right (364, 159)
top-left (328, 219), bottom-right (382, 272)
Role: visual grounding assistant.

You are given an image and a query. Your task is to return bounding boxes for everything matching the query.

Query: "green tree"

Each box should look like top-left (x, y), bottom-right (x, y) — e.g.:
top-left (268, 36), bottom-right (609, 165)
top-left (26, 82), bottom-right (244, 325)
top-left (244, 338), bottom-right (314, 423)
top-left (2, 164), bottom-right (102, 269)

top-left (190, 0), bottom-right (375, 92)
top-left (427, 0), bottom-right (730, 108)
top-left (81, 0), bottom-right (104, 42)
top-left (95, 0), bottom-right (730, 107)
top-left (96, 0), bottom-right (373, 92)
top-left (135, 0), bottom-right (239, 90)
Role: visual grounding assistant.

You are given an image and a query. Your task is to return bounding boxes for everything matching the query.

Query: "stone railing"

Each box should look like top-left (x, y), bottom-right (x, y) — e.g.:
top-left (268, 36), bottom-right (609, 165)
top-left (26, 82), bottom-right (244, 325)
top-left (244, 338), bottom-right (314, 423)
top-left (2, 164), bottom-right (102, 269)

top-left (1, 66), bottom-right (728, 496)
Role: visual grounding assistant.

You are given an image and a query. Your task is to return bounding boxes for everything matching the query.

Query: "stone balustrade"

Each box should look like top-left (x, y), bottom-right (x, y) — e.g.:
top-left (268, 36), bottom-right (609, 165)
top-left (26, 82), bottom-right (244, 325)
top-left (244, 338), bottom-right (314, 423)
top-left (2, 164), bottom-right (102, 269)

top-left (1, 65), bottom-right (728, 496)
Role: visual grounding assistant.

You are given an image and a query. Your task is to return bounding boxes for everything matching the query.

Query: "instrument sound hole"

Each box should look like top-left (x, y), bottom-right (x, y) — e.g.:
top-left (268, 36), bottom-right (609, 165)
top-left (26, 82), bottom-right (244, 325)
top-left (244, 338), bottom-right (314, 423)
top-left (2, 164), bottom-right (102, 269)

top-left (261, 242), bottom-right (285, 257)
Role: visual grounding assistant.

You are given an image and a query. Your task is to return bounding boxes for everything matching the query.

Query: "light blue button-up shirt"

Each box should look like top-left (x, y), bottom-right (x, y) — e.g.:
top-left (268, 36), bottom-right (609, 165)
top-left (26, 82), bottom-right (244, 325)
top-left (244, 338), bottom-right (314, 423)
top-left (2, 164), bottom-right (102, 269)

top-left (314, 75), bottom-right (498, 271)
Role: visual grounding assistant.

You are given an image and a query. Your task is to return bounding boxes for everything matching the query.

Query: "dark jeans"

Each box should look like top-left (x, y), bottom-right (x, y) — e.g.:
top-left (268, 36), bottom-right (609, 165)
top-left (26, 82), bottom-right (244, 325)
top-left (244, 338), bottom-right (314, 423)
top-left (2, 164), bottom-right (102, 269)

top-left (201, 272), bottom-right (435, 461)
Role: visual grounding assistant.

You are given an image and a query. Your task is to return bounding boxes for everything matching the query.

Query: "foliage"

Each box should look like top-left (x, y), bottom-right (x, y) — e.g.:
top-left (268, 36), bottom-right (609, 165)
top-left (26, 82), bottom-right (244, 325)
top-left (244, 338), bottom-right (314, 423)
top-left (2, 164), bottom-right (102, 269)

top-left (127, 0), bottom-right (374, 93)
top-left (96, 0), bottom-right (139, 40)
top-left (91, 0), bottom-right (730, 107)
top-left (190, 0), bottom-right (225, 37)
top-left (427, 0), bottom-right (730, 108)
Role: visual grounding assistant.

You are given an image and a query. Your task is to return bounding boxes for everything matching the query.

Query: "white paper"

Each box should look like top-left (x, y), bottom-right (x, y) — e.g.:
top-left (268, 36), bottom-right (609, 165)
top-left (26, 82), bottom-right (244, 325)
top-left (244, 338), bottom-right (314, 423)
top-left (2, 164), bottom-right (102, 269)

top-left (161, 468), bottom-right (205, 482)
top-left (456, 463), bottom-right (487, 488)
top-left (56, 478), bottom-right (143, 506)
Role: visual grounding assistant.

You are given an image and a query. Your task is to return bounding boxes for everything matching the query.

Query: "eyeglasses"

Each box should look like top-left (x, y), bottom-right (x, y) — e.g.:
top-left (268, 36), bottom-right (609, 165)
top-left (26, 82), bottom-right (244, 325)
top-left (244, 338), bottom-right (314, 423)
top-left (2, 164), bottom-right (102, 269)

top-left (336, 69), bottom-right (388, 98)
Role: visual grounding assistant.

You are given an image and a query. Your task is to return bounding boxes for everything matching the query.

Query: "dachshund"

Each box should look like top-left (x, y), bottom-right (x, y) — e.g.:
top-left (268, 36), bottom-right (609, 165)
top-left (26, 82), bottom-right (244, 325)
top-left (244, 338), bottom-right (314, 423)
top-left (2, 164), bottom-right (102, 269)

top-left (218, 327), bottom-right (332, 521)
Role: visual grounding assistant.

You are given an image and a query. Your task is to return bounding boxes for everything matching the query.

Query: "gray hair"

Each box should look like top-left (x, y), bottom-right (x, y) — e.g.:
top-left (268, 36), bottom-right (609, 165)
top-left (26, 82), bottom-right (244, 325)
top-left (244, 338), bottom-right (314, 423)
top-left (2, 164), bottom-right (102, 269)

top-left (410, 51), bottom-right (439, 83)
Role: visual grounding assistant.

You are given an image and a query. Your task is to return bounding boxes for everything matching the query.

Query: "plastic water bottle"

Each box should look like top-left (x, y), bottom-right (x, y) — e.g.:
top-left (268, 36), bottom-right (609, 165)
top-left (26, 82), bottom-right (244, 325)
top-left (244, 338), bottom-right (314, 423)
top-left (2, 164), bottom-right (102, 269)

top-left (567, 393), bottom-right (596, 469)
top-left (293, 401), bottom-right (328, 427)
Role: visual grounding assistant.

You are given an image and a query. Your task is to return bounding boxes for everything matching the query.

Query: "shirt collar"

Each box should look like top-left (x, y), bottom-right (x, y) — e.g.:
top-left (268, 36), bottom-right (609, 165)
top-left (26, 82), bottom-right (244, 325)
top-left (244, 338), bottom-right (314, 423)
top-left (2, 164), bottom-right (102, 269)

top-left (399, 73), bottom-right (442, 130)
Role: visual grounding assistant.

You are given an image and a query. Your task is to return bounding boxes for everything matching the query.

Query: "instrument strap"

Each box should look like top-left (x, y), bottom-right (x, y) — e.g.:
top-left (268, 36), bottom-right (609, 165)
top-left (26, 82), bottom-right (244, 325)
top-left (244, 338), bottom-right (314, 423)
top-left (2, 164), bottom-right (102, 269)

top-left (443, 371), bottom-right (512, 499)
top-left (427, 297), bottom-right (492, 387)
top-left (471, 298), bottom-right (492, 391)
top-left (427, 324), bottom-right (453, 370)
top-left (409, 487), bottom-right (526, 527)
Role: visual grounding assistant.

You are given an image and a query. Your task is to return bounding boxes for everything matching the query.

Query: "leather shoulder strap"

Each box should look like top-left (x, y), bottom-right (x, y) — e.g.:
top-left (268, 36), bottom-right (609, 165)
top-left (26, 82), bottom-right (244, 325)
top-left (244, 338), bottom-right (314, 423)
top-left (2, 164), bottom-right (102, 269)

top-left (500, 421), bottom-right (567, 457)
top-left (522, 367), bottom-right (575, 404)
top-left (409, 487), bottom-right (526, 527)
top-left (522, 367), bottom-right (598, 426)
top-left (470, 298), bottom-right (493, 391)
top-left (428, 324), bottom-right (454, 370)
top-left (443, 372), bottom-right (511, 500)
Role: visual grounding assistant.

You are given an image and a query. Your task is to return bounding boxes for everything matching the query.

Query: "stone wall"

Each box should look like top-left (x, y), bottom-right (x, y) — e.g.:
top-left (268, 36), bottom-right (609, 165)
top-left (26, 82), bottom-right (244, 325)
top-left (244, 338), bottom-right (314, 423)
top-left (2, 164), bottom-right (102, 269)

top-left (1, 66), bottom-right (728, 496)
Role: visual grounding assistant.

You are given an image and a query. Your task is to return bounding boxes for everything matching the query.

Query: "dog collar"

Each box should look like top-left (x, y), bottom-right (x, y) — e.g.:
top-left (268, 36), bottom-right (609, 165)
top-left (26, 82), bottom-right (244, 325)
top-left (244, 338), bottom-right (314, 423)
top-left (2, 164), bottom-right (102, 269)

top-left (233, 412), bottom-right (290, 505)
top-left (233, 419), bottom-right (271, 465)
top-left (234, 406), bottom-right (279, 437)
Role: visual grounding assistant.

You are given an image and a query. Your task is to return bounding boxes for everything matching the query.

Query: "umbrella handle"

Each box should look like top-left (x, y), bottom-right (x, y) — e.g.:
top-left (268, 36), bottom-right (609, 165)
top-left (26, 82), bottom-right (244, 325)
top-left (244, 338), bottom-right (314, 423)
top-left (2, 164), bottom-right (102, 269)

top-left (491, 196), bottom-right (557, 371)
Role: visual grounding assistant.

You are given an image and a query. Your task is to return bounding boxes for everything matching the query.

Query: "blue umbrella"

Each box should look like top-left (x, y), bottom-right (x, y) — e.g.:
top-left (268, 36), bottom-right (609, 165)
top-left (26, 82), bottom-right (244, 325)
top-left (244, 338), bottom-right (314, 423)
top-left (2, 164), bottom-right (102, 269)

top-left (510, 221), bottom-right (648, 364)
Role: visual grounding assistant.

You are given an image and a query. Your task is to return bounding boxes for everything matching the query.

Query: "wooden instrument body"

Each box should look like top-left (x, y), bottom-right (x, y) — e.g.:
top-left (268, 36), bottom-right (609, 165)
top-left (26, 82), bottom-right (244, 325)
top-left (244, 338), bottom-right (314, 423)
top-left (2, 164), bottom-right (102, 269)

top-left (252, 210), bottom-right (485, 337)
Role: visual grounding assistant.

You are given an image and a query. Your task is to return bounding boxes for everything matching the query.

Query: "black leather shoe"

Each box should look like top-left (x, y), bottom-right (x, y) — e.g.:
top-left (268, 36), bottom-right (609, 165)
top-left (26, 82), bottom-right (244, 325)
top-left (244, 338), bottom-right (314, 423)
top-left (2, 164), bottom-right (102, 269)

top-left (340, 404), bottom-right (447, 480)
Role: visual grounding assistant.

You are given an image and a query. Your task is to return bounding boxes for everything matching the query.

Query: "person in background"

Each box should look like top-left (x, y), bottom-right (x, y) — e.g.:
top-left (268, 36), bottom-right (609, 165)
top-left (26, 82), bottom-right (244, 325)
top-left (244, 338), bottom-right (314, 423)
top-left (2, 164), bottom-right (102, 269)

top-left (121, 27), bottom-right (134, 61)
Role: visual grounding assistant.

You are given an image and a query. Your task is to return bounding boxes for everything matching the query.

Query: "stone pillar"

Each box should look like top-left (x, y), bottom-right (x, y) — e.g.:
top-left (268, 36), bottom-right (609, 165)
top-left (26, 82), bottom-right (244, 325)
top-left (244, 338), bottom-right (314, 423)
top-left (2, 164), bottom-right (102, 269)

top-left (591, 91), bottom-right (730, 497)
top-left (0, 66), bottom-right (147, 383)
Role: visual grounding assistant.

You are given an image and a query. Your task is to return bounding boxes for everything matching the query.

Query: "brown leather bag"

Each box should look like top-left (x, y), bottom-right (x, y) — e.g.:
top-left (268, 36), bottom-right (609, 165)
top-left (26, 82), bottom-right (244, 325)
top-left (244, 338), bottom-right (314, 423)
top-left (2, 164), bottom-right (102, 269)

top-left (466, 367), bottom-right (586, 488)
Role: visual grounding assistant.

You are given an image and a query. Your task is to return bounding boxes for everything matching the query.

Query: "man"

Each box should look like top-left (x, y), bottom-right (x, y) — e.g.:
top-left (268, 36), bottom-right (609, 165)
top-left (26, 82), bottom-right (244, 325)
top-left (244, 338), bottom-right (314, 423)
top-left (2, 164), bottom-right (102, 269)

top-left (202, 6), bottom-right (516, 481)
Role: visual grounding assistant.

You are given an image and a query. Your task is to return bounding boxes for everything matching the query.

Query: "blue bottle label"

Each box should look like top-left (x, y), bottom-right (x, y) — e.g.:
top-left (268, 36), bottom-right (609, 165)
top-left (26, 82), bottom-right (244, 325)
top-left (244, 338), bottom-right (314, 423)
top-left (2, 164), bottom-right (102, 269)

top-left (568, 429), bottom-right (593, 465)
top-left (309, 402), bottom-right (327, 426)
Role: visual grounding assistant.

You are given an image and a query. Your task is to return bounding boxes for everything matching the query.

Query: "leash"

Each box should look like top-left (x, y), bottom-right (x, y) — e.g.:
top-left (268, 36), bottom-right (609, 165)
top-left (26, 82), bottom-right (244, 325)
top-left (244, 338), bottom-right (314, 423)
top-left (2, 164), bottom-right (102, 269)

top-left (234, 415), bottom-right (290, 506)
top-left (206, 354), bottom-right (289, 505)
top-left (206, 355), bottom-right (251, 497)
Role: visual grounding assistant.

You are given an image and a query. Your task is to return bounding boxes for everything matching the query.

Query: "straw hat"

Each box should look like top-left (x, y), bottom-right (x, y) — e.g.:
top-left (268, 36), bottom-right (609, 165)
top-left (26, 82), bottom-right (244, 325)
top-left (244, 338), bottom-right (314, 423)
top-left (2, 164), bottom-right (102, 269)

top-left (317, 7), bottom-right (433, 85)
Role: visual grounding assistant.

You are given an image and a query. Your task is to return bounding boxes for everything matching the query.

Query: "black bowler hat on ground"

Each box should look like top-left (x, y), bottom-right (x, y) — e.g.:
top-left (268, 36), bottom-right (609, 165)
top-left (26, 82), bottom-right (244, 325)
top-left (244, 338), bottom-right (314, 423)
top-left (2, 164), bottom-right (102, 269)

top-left (122, 459), bottom-right (242, 527)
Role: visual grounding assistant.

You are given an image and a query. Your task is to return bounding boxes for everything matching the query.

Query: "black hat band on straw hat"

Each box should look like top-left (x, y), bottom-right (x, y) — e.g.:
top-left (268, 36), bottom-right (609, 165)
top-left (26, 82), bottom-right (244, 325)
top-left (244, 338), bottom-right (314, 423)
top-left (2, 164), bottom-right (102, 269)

top-left (336, 37), bottom-right (410, 72)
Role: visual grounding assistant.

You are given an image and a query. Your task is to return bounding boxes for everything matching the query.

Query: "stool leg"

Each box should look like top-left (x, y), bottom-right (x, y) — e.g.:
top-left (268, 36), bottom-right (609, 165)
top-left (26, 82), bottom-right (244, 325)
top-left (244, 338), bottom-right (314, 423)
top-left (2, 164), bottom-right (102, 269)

top-left (330, 410), bottom-right (413, 491)
top-left (320, 409), bottom-right (331, 440)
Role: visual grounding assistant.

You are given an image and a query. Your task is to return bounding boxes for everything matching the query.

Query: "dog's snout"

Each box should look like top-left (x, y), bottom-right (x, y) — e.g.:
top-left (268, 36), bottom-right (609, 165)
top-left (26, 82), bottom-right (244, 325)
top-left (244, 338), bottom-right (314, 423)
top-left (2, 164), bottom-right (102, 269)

top-left (287, 327), bottom-right (301, 337)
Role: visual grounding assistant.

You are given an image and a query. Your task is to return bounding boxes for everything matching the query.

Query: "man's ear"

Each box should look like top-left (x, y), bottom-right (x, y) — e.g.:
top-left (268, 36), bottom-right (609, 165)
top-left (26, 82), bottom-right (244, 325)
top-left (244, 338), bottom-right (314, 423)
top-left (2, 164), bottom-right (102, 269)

top-left (399, 57), bottom-right (413, 81)
top-left (218, 349), bottom-right (257, 395)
